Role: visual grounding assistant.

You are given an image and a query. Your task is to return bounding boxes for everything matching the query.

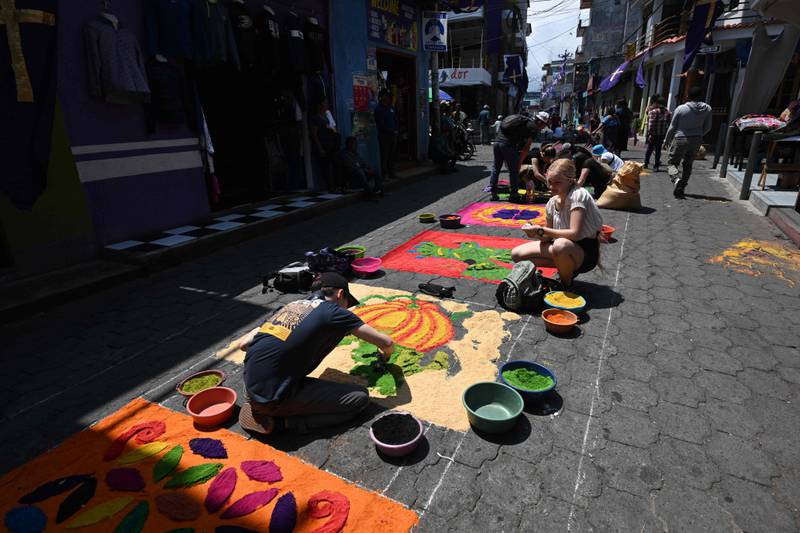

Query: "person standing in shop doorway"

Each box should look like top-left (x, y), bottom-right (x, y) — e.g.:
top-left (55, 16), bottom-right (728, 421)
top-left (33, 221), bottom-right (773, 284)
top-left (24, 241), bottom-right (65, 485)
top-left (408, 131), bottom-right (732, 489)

top-left (374, 90), bottom-right (398, 182)
top-left (478, 105), bottom-right (491, 145)
top-left (664, 86), bottom-right (712, 199)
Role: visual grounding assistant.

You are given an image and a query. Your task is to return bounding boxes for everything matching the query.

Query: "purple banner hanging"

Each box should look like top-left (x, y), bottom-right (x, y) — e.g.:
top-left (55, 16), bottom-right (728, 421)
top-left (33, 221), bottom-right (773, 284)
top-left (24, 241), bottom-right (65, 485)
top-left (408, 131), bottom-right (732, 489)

top-left (599, 60), bottom-right (629, 92)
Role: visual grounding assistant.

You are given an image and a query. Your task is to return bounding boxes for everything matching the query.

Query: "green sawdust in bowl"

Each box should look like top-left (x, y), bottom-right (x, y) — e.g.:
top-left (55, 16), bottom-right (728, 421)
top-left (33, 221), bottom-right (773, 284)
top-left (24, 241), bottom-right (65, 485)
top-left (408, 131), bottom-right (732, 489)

top-left (181, 374), bottom-right (222, 394)
top-left (501, 368), bottom-right (554, 391)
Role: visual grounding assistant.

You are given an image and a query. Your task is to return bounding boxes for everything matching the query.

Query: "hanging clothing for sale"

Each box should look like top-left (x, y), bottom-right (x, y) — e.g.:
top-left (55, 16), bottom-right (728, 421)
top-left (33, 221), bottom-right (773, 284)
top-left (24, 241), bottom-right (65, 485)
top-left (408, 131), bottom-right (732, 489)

top-left (194, 0), bottom-right (240, 68)
top-left (283, 11), bottom-right (305, 74)
top-left (145, 60), bottom-right (188, 131)
top-left (228, 1), bottom-right (258, 71)
top-left (84, 15), bottom-right (151, 104)
top-left (144, 0), bottom-right (195, 59)
top-left (0, 0), bottom-right (58, 211)
top-left (255, 5), bottom-right (281, 77)
top-left (303, 17), bottom-right (326, 73)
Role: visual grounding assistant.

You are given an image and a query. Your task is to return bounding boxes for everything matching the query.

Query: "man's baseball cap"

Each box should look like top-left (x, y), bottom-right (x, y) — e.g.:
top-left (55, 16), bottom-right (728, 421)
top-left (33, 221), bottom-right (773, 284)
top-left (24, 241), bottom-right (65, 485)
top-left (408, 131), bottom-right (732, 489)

top-left (535, 111), bottom-right (550, 123)
top-left (592, 144), bottom-right (607, 156)
top-left (317, 272), bottom-right (359, 308)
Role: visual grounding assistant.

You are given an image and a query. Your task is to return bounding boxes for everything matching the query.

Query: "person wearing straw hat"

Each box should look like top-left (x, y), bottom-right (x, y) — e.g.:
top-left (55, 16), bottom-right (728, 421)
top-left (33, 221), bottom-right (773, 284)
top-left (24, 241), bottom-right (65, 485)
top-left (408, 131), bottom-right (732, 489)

top-left (238, 272), bottom-right (394, 435)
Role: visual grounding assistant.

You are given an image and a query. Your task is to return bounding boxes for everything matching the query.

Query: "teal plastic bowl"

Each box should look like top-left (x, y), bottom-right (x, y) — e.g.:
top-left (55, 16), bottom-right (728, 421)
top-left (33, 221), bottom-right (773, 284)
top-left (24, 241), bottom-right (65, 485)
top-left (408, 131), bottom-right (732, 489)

top-left (462, 382), bottom-right (524, 433)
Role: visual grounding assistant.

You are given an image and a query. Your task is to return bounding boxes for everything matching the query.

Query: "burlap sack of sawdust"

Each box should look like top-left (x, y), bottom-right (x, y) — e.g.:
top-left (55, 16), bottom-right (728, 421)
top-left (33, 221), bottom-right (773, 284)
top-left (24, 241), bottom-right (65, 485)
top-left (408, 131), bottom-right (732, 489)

top-left (694, 145), bottom-right (707, 160)
top-left (597, 161), bottom-right (643, 210)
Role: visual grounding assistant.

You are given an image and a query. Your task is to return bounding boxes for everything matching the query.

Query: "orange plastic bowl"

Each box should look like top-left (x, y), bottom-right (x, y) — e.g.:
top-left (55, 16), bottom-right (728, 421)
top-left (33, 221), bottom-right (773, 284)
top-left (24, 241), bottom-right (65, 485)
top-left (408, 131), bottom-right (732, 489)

top-left (599, 225), bottom-right (616, 242)
top-left (542, 308), bottom-right (578, 335)
top-left (186, 387), bottom-right (237, 427)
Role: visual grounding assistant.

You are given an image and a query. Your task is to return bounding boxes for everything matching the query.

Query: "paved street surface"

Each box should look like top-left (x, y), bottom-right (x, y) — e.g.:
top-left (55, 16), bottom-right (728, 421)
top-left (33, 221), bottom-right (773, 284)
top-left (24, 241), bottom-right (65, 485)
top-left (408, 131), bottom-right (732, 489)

top-left (2, 145), bottom-right (799, 532)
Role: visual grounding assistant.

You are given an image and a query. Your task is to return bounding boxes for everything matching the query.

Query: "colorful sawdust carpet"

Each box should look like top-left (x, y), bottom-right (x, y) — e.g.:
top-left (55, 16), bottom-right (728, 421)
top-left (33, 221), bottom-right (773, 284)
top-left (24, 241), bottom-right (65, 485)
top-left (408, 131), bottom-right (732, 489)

top-left (709, 239), bottom-right (800, 287)
top-left (217, 284), bottom-right (522, 431)
top-left (381, 230), bottom-right (555, 283)
top-left (457, 202), bottom-right (548, 229)
top-left (0, 399), bottom-right (418, 533)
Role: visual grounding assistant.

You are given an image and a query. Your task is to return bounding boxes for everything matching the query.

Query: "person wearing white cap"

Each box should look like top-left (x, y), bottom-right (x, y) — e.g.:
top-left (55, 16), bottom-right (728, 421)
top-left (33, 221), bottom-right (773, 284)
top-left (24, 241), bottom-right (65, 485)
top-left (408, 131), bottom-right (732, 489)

top-left (488, 112), bottom-right (548, 202)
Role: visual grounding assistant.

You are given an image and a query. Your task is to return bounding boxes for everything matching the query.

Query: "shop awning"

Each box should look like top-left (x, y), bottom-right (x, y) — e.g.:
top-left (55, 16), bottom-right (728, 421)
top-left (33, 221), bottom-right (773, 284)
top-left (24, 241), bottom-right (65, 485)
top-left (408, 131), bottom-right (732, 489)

top-left (751, 0), bottom-right (800, 28)
top-left (436, 68), bottom-right (492, 87)
top-left (428, 88), bottom-right (454, 102)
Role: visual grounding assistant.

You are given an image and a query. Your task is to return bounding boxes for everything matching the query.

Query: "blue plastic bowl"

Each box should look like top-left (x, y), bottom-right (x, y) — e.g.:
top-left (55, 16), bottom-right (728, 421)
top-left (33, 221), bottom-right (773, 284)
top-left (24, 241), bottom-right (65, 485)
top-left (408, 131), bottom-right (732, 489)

top-left (499, 360), bottom-right (557, 399)
top-left (543, 291), bottom-right (587, 313)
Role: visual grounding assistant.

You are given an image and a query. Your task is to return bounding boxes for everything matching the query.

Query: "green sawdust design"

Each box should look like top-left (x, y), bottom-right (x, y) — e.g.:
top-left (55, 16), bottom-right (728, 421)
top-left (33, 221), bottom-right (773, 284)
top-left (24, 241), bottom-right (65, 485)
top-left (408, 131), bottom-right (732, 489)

top-left (346, 341), bottom-right (450, 396)
top-left (449, 310), bottom-right (473, 323)
top-left (412, 241), bottom-right (513, 281)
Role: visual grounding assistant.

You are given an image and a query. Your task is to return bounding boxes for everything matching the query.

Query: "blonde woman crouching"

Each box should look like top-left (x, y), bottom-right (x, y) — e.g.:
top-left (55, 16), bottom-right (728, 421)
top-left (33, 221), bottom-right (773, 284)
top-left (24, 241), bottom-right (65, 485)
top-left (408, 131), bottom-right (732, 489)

top-left (511, 158), bottom-right (604, 287)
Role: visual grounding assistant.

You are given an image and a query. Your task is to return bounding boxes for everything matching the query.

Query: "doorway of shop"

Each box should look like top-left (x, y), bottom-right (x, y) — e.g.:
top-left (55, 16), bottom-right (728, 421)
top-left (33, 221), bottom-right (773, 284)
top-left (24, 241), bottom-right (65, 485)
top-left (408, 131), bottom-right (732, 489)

top-left (377, 50), bottom-right (418, 164)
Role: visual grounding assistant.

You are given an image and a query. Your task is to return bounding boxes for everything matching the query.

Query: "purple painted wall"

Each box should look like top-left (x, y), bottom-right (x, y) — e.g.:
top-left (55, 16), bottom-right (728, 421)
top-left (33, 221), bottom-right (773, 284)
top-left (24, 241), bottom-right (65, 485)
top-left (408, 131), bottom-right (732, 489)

top-left (59, 0), bottom-right (210, 245)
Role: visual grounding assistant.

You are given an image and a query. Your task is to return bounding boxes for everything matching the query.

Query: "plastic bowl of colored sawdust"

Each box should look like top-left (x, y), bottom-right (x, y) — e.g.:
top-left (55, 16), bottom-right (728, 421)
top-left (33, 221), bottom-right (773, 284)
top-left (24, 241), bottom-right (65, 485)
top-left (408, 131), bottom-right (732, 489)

top-left (186, 387), bottom-right (237, 427)
top-left (439, 214), bottom-right (463, 229)
top-left (499, 361), bottom-right (557, 399)
top-left (419, 213), bottom-right (437, 223)
top-left (462, 382), bottom-right (524, 434)
top-left (176, 369), bottom-right (226, 397)
top-left (351, 257), bottom-right (383, 277)
top-left (541, 308), bottom-right (579, 335)
top-left (370, 412), bottom-right (424, 457)
top-left (544, 291), bottom-right (587, 313)
top-left (335, 245), bottom-right (366, 259)
top-left (599, 225), bottom-right (616, 243)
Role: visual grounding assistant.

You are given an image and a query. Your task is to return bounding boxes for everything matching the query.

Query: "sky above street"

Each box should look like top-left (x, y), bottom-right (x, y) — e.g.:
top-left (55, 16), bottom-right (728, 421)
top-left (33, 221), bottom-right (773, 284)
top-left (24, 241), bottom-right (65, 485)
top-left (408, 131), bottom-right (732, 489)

top-left (526, 0), bottom-right (584, 91)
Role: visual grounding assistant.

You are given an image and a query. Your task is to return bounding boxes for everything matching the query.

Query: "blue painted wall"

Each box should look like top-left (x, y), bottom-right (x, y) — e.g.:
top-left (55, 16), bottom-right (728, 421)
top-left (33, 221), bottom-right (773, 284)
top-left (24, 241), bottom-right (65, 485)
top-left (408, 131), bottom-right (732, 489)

top-left (329, 0), bottom-right (429, 171)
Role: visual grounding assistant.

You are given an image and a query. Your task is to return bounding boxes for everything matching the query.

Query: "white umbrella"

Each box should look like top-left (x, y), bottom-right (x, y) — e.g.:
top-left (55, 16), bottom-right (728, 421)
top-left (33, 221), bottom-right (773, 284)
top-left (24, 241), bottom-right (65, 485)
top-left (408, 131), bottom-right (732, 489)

top-left (751, 0), bottom-right (800, 28)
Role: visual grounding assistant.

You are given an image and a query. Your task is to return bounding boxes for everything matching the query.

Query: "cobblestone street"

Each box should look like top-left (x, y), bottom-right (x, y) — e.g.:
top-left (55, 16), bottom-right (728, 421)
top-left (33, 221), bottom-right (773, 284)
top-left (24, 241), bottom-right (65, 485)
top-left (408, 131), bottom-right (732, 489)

top-left (2, 145), bottom-right (799, 532)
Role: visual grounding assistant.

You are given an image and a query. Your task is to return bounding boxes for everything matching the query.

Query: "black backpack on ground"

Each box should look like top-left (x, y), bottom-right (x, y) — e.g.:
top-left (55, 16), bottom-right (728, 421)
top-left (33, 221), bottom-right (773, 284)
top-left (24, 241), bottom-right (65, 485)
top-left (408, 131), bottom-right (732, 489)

top-left (496, 261), bottom-right (548, 312)
top-left (262, 262), bottom-right (316, 294)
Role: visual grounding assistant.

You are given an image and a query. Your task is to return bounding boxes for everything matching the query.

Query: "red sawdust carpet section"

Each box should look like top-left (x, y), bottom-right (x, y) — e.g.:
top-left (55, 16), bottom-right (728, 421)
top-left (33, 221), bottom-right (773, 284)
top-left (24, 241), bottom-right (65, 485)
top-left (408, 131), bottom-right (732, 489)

top-left (381, 230), bottom-right (556, 283)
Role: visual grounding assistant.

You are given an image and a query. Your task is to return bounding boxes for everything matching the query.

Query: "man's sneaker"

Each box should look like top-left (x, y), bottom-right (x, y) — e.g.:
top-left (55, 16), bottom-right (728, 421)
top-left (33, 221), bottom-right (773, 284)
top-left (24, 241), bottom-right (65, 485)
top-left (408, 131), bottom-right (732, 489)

top-left (667, 165), bottom-right (679, 181)
top-left (643, 163), bottom-right (649, 169)
top-left (490, 194), bottom-right (500, 201)
top-left (508, 194), bottom-right (524, 204)
top-left (673, 181), bottom-right (685, 199)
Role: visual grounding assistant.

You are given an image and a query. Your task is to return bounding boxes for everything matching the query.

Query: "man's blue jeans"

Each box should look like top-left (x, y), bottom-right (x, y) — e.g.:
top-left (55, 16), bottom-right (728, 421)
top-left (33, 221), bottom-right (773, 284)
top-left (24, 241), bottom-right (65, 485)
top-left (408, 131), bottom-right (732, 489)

top-left (489, 142), bottom-right (521, 195)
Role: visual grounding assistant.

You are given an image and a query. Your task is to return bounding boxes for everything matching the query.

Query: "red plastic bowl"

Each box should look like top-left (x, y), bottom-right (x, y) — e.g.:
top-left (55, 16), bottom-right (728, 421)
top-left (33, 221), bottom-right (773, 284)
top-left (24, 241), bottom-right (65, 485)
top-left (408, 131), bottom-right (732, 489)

top-left (599, 225), bottom-right (616, 242)
top-left (186, 387), bottom-right (237, 427)
top-left (369, 412), bottom-right (424, 457)
top-left (351, 257), bottom-right (382, 275)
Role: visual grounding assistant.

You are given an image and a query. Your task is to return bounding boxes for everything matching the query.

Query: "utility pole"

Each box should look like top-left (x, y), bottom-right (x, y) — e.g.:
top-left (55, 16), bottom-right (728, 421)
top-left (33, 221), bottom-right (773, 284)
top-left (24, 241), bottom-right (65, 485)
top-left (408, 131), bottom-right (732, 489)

top-left (430, 1), bottom-right (441, 146)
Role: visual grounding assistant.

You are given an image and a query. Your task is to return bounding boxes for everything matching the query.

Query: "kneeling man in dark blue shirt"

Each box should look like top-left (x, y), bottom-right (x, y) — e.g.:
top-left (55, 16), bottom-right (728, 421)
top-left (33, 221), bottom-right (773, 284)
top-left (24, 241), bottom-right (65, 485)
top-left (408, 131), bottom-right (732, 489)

top-left (238, 272), bottom-right (394, 435)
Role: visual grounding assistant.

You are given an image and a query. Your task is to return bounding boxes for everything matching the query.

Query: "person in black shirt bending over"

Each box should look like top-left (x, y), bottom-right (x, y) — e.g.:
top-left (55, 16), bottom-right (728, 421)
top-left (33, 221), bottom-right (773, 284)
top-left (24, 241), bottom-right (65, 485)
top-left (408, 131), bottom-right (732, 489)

top-left (238, 273), bottom-right (394, 435)
top-left (572, 146), bottom-right (613, 199)
top-left (489, 112), bottom-right (548, 202)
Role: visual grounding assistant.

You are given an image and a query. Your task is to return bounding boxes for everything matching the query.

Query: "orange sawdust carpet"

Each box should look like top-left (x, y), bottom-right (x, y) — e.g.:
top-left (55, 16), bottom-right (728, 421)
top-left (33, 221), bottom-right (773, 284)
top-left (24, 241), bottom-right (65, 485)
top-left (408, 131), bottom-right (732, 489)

top-left (0, 398), bottom-right (418, 532)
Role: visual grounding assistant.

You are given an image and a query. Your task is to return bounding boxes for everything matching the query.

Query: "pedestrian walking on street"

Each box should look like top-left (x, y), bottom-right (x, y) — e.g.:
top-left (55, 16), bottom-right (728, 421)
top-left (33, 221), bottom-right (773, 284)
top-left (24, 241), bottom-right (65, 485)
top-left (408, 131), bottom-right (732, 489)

top-left (478, 104), bottom-right (491, 144)
top-left (374, 90), bottom-right (398, 181)
top-left (489, 112), bottom-right (546, 203)
top-left (615, 99), bottom-right (633, 155)
top-left (644, 95), bottom-right (671, 171)
top-left (664, 86), bottom-right (712, 198)
top-left (238, 273), bottom-right (394, 435)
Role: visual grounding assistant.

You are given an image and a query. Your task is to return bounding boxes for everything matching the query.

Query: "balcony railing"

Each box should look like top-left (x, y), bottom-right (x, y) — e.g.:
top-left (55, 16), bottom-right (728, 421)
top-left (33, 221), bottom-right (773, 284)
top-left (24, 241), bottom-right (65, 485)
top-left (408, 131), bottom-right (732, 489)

top-left (634, 12), bottom-right (688, 53)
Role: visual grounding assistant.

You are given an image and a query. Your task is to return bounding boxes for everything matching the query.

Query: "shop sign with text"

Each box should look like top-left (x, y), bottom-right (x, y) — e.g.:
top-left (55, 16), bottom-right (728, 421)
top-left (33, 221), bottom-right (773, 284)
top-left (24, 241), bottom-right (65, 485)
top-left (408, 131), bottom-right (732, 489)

top-left (367, 0), bottom-right (418, 52)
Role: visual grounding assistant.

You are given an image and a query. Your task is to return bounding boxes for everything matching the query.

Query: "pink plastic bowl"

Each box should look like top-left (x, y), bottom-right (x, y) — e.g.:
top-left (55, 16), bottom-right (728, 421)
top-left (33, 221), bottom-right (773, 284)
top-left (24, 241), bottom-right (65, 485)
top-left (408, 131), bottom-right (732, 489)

top-left (369, 412), bottom-right (424, 457)
top-left (351, 257), bottom-right (382, 274)
top-left (186, 387), bottom-right (237, 427)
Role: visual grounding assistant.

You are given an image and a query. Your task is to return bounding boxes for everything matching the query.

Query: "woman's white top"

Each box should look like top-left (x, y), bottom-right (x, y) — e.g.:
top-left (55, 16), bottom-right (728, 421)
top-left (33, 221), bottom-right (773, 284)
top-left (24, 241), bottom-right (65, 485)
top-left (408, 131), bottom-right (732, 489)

top-left (546, 186), bottom-right (604, 241)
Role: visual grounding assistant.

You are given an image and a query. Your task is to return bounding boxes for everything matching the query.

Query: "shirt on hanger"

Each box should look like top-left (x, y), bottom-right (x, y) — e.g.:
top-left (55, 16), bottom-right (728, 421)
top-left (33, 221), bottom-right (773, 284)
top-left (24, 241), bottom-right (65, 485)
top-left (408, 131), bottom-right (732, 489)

top-left (254, 7), bottom-right (281, 76)
top-left (84, 16), bottom-right (151, 104)
top-left (228, 1), bottom-right (258, 71)
top-left (283, 11), bottom-right (305, 74)
top-left (193, 0), bottom-right (240, 68)
top-left (303, 17), bottom-right (327, 73)
top-left (144, 0), bottom-right (195, 59)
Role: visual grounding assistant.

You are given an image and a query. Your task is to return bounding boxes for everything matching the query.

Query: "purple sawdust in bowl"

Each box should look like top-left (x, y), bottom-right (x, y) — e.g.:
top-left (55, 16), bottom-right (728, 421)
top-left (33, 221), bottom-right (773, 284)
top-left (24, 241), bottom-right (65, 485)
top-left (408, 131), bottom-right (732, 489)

top-left (371, 414), bottom-right (421, 445)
